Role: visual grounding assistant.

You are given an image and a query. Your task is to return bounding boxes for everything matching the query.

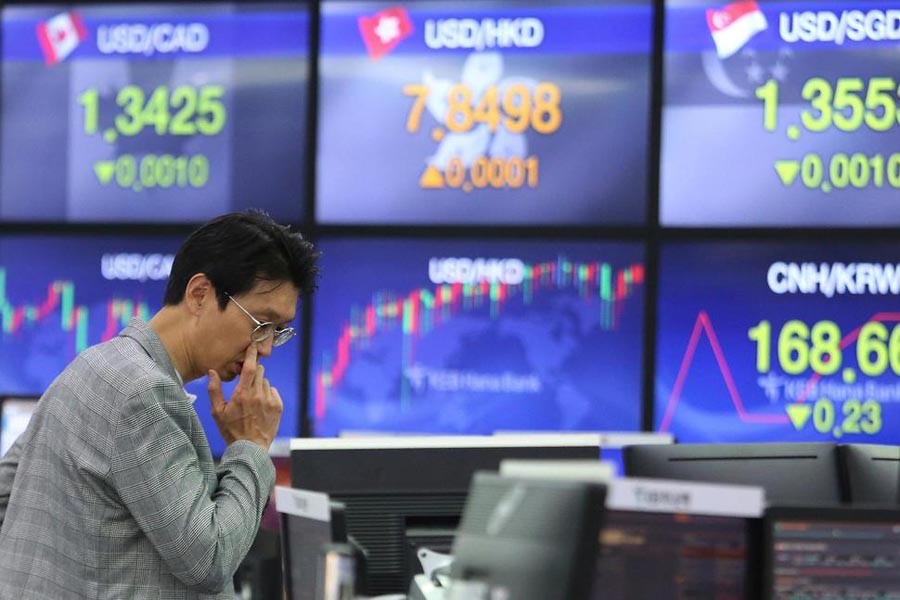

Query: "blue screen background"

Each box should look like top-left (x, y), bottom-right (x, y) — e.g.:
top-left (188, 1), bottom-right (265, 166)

top-left (310, 237), bottom-right (646, 436)
top-left (317, 0), bottom-right (652, 225)
top-left (656, 240), bottom-right (900, 443)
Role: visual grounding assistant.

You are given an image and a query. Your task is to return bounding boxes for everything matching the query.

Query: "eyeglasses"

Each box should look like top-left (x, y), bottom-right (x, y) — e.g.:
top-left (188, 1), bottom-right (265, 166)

top-left (225, 293), bottom-right (296, 347)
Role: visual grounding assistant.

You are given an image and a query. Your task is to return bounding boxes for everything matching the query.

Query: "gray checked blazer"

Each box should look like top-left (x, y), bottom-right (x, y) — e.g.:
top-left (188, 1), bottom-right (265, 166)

top-left (0, 318), bottom-right (276, 599)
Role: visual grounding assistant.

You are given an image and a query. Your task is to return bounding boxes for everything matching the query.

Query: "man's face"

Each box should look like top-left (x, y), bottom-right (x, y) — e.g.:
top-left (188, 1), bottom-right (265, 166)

top-left (201, 279), bottom-right (299, 381)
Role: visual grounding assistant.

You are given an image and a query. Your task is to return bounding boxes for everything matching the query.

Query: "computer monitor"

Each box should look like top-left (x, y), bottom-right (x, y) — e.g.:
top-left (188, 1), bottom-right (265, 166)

top-left (0, 396), bottom-right (38, 456)
top-left (838, 444), bottom-right (900, 505)
top-left (275, 486), bottom-right (348, 600)
top-left (624, 443), bottom-right (843, 505)
top-left (763, 506), bottom-right (900, 600)
top-left (447, 472), bottom-right (606, 600)
top-left (290, 434), bottom-right (602, 595)
top-left (497, 459), bottom-right (765, 599)
top-left (598, 478), bottom-right (764, 599)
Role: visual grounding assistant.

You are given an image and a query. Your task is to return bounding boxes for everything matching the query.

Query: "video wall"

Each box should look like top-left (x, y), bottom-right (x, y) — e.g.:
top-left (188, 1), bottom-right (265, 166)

top-left (0, 0), bottom-right (896, 450)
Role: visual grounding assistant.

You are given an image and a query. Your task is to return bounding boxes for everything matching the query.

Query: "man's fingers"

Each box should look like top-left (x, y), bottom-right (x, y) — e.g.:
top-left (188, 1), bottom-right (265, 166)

top-left (254, 364), bottom-right (266, 395)
top-left (238, 343), bottom-right (259, 389)
top-left (271, 386), bottom-right (284, 413)
top-left (207, 370), bottom-right (225, 415)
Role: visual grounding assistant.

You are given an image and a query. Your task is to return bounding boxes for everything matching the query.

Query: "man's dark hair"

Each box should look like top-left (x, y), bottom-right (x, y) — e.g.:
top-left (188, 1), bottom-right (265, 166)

top-left (163, 211), bottom-right (320, 309)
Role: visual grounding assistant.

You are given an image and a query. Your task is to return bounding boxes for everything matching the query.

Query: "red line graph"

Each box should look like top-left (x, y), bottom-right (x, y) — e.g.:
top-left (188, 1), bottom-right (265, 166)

top-left (656, 311), bottom-right (900, 433)
top-left (796, 312), bottom-right (900, 403)
top-left (658, 311), bottom-right (789, 432)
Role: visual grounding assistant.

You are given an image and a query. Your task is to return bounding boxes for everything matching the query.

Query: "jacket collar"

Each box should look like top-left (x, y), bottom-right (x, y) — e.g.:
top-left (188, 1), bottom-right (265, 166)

top-left (119, 317), bottom-right (184, 387)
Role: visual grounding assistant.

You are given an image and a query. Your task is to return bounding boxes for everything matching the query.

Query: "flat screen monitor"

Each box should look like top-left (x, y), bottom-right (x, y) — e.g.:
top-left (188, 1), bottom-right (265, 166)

top-left (656, 240), bottom-right (900, 444)
top-left (290, 434), bottom-right (602, 595)
top-left (597, 477), bottom-right (765, 600)
top-left (623, 442), bottom-right (844, 504)
top-left (448, 472), bottom-right (606, 600)
top-left (0, 396), bottom-right (39, 456)
top-left (495, 460), bottom-right (765, 599)
top-left (661, 0), bottom-right (900, 227)
top-left (310, 237), bottom-right (645, 437)
top-left (275, 486), bottom-right (347, 600)
top-left (317, 0), bottom-right (653, 225)
top-left (838, 443), bottom-right (900, 505)
top-left (1, 3), bottom-right (310, 223)
top-left (0, 233), bottom-right (301, 457)
top-left (763, 506), bottom-right (900, 600)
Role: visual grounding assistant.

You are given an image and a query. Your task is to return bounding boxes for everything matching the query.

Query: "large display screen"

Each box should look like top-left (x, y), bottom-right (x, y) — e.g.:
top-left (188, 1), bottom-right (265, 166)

top-left (0, 235), bottom-right (301, 456)
top-left (661, 0), bottom-right (900, 227)
top-left (1, 3), bottom-right (309, 223)
top-left (316, 0), bottom-right (653, 225)
top-left (656, 241), bottom-right (900, 443)
top-left (310, 237), bottom-right (646, 436)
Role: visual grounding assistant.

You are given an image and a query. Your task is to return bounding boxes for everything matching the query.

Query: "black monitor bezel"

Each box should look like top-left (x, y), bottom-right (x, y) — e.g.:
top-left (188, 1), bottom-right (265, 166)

top-left (623, 442), bottom-right (846, 505)
top-left (837, 443), bottom-right (900, 505)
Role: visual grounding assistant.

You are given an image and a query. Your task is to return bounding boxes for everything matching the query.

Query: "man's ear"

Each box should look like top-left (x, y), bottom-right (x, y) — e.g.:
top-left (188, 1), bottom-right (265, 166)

top-left (184, 273), bottom-right (215, 316)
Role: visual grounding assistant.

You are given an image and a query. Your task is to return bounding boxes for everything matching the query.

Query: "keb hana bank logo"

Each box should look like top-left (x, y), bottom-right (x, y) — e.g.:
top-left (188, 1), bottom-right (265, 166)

top-left (36, 11), bottom-right (87, 66)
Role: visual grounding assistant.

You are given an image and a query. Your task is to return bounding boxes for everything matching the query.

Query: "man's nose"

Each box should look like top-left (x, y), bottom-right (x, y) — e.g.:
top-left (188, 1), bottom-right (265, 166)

top-left (257, 336), bottom-right (274, 358)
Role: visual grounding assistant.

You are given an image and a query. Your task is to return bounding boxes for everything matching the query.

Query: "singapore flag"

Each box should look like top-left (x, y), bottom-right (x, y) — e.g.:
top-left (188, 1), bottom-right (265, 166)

top-left (36, 11), bottom-right (86, 66)
top-left (706, 1), bottom-right (768, 59)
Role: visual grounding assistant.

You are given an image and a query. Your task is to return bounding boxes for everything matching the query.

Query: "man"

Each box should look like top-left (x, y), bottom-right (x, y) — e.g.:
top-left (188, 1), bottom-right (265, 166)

top-left (0, 211), bottom-right (319, 599)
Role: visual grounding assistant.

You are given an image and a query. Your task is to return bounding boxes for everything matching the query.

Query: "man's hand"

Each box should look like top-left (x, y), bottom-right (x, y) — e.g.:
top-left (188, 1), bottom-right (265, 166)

top-left (207, 344), bottom-right (283, 451)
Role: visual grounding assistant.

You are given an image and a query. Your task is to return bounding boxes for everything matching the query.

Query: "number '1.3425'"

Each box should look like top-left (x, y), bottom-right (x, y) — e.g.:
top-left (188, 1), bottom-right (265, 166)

top-left (78, 84), bottom-right (227, 137)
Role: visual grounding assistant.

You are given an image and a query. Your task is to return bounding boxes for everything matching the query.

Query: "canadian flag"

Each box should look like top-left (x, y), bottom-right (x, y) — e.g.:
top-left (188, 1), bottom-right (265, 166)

top-left (36, 11), bottom-right (87, 66)
top-left (358, 6), bottom-right (413, 60)
top-left (706, 1), bottom-right (768, 59)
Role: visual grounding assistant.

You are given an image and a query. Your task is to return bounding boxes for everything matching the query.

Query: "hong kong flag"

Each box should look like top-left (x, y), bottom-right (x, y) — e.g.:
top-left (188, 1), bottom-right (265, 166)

top-left (36, 11), bottom-right (87, 66)
top-left (358, 6), bottom-right (413, 60)
top-left (706, 1), bottom-right (768, 59)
